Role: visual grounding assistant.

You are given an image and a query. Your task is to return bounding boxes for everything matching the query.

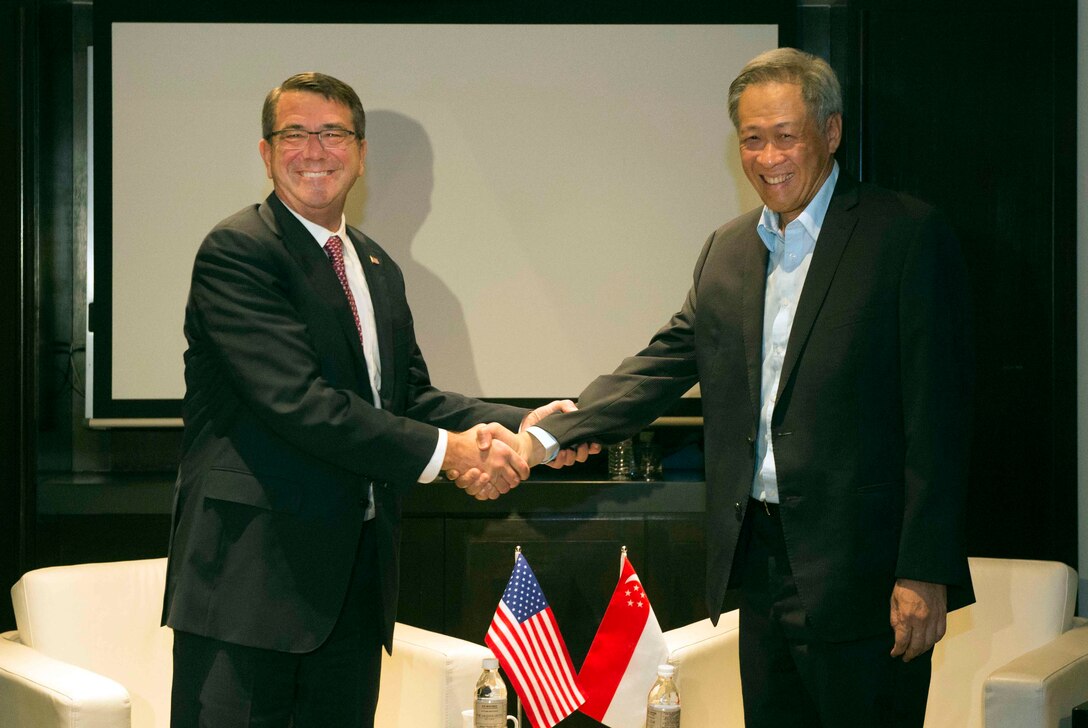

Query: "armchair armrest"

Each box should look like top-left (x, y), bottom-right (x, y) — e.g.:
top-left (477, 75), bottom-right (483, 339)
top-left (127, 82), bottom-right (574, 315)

top-left (0, 631), bottom-right (132, 728)
top-left (663, 611), bottom-right (744, 728)
top-left (984, 622), bottom-right (1088, 728)
top-left (375, 623), bottom-right (492, 728)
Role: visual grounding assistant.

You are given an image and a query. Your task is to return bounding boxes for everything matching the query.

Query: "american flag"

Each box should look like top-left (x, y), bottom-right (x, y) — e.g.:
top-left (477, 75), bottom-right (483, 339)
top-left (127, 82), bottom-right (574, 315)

top-left (486, 553), bottom-right (585, 728)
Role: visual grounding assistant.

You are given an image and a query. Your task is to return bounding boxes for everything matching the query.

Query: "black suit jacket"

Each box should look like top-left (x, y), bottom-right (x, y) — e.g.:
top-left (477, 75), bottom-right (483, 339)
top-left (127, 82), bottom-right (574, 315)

top-left (163, 192), bottom-right (525, 653)
top-left (540, 173), bottom-right (974, 641)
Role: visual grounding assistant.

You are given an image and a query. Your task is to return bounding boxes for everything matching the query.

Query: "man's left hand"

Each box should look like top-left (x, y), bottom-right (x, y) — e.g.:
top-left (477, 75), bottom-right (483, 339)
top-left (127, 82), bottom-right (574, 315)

top-left (890, 578), bottom-right (947, 662)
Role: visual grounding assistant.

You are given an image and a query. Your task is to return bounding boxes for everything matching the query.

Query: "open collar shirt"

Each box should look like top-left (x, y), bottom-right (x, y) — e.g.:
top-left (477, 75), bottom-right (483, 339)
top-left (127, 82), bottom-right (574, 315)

top-left (751, 161), bottom-right (839, 504)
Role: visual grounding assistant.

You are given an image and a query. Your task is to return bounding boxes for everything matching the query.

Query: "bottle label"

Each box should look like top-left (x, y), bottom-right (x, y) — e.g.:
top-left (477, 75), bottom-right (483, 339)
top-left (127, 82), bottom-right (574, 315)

top-left (474, 698), bottom-right (507, 728)
top-left (646, 705), bottom-right (680, 728)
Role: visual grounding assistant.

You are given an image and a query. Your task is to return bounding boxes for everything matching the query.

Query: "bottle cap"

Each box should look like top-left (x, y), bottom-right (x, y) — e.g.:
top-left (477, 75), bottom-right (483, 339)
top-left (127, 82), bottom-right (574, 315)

top-left (483, 657), bottom-right (499, 669)
top-left (657, 664), bottom-right (675, 677)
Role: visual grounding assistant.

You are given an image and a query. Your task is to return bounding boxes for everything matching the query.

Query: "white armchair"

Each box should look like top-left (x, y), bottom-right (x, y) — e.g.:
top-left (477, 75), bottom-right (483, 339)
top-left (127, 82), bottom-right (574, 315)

top-left (926, 557), bottom-right (1088, 728)
top-left (662, 608), bottom-right (744, 727)
top-left (660, 557), bottom-right (1088, 728)
top-left (0, 558), bottom-right (490, 728)
top-left (375, 622), bottom-right (491, 728)
top-left (1, 557), bottom-right (171, 728)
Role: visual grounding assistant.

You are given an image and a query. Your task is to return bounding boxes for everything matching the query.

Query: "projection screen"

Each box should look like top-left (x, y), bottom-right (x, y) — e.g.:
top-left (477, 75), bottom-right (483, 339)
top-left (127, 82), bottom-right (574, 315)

top-left (90, 21), bottom-right (778, 422)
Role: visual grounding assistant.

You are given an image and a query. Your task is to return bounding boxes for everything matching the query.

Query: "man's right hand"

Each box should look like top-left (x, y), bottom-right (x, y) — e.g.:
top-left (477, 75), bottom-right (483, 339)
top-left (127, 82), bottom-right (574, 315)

top-left (442, 424), bottom-right (530, 500)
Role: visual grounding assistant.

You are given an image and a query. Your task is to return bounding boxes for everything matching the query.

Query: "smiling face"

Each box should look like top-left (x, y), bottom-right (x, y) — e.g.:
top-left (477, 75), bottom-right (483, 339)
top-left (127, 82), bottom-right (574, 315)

top-left (258, 90), bottom-right (366, 229)
top-left (737, 81), bottom-right (841, 230)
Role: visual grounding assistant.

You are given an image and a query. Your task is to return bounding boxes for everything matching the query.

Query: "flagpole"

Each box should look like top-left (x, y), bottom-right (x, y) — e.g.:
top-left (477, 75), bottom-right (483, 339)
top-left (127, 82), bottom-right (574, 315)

top-left (620, 544), bottom-right (627, 577)
top-left (514, 544), bottom-right (523, 727)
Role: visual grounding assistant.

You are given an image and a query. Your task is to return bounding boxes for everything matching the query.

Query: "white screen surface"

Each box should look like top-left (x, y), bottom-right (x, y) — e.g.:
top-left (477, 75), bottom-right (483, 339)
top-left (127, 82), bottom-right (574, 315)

top-left (108, 23), bottom-right (775, 401)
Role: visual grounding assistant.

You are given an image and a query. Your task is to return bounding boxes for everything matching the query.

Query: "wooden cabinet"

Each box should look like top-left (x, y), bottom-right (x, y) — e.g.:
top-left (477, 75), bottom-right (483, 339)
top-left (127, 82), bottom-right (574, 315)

top-left (36, 470), bottom-right (710, 727)
top-left (397, 476), bottom-right (708, 728)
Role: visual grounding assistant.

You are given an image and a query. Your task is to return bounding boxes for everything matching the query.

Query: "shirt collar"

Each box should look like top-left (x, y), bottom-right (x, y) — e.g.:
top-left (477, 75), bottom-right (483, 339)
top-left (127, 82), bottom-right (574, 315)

top-left (756, 161), bottom-right (840, 252)
top-left (279, 200), bottom-right (347, 248)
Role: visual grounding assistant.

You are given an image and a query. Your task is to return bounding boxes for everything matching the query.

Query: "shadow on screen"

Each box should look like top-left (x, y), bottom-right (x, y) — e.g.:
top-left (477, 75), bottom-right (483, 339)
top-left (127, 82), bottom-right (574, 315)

top-left (722, 129), bottom-right (764, 215)
top-left (349, 110), bottom-right (484, 397)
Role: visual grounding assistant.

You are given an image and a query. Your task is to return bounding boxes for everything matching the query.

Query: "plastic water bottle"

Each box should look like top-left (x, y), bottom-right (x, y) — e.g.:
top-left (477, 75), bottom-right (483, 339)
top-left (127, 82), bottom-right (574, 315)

top-left (474, 657), bottom-right (508, 728)
top-left (646, 663), bottom-right (680, 728)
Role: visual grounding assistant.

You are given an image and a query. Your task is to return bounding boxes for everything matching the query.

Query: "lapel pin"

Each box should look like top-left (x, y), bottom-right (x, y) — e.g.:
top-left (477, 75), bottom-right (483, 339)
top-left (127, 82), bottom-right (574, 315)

top-left (369, 255), bottom-right (381, 266)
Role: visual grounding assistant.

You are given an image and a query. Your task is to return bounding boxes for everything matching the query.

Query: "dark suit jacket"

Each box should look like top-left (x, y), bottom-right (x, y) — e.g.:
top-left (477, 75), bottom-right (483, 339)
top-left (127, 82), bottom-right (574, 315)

top-left (540, 173), bottom-right (974, 641)
top-left (163, 192), bottom-right (525, 653)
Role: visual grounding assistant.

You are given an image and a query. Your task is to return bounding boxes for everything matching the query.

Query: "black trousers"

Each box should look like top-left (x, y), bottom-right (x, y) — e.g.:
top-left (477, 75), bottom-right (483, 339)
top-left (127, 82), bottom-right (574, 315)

top-left (736, 499), bottom-right (932, 728)
top-left (171, 522), bottom-right (384, 728)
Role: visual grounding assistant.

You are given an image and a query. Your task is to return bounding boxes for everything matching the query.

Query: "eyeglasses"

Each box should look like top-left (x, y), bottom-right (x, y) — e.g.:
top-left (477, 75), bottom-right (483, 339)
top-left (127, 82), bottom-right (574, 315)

top-left (267, 128), bottom-right (359, 150)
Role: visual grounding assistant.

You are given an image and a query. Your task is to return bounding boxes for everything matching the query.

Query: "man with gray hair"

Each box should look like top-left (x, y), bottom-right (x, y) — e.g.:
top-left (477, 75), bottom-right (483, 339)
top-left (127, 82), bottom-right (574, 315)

top-left (481, 47), bottom-right (975, 726)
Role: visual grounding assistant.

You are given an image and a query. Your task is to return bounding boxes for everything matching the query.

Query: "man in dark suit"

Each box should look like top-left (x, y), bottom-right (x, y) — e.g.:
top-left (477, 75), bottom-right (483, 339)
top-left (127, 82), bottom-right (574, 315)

top-left (163, 72), bottom-right (591, 728)
top-left (468, 48), bottom-right (974, 726)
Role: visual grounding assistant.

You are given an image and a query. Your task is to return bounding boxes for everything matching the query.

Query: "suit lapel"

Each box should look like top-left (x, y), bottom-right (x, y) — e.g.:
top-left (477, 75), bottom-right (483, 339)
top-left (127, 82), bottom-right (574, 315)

top-left (741, 228), bottom-right (770, 427)
top-left (774, 174), bottom-right (860, 406)
top-left (348, 229), bottom-right (395, 408)
top-left (262, 194), bottom-right (375, 402)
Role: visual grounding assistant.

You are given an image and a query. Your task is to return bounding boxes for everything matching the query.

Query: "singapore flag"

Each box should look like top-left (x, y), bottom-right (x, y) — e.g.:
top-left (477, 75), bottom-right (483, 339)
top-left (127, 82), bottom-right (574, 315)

top-left (578, 552), bottom-right (670, 728)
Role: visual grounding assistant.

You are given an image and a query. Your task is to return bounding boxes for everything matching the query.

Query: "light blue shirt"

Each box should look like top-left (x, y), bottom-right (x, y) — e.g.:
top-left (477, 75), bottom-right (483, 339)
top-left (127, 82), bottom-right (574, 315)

top-left (752, 162), bottom-right (839, 503)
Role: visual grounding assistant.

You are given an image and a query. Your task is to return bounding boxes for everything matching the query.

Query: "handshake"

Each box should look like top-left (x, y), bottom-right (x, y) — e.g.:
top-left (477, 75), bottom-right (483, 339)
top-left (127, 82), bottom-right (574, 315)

top-left (441, 400), bottom-right (601, 500)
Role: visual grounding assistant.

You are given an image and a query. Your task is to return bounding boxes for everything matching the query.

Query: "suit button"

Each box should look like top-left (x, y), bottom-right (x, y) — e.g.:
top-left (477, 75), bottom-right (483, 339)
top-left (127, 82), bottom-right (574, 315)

top-left (734, 502), bottom-right (742, 521)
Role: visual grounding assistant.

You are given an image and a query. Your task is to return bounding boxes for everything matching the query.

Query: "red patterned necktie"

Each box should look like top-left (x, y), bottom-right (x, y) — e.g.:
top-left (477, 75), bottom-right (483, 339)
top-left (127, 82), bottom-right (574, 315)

top-left (323, 235), bottom-right (364, 345)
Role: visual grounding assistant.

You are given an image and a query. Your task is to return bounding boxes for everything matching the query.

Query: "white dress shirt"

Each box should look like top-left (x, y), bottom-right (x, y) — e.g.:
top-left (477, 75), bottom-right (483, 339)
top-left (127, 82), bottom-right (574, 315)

top-left (284, 207), bottom-right (447, 493)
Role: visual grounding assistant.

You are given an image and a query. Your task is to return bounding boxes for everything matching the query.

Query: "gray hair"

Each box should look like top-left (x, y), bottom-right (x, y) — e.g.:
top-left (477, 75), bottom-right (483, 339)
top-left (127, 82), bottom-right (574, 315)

top-left (727, 48), bottom-right (842, 130)
top-left (262, 72), bottom-right (366, 141)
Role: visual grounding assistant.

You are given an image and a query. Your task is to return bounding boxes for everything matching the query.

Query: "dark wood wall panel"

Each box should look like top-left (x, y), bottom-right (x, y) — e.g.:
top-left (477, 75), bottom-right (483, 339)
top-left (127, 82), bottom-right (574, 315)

top-left (644, 518), bottom-right (711, 626)
top-left (395, 516), bottom-right (446, 632)
top-left (35, 515), bottom-right (170, 566)
top-left (853, 2), bottom-right (1077, 565)
top-left (0, 0), bottom-right (35, 633)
